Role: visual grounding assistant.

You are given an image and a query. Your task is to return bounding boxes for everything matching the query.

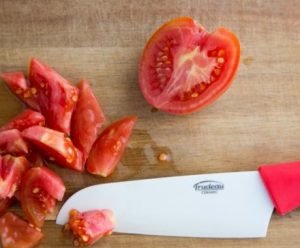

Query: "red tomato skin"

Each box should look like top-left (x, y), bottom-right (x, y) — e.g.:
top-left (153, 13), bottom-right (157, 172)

top-left (0, 129), bottom-right (29, 156)
top-left (0, 212), bottom-right (44, 248)
top-left (29, 58), bottom-right (79, 135)
top-left (0, 109), bottom-right (45, 132)
top-left (0, 155), bottom-right (30, 199)
top-left (20, 166), bottom-right (65, 227)
top-left (22, 126), bottom-right (83, 172)
top-left (65, 209), bottom-right (115, 246)
top-left (0, 198), bottom-right (14, 216)
top-left (138, 17), bottom-right (240, 115)
top-left (71, 79), bottom-right (105, 163)
top-left (0, 72), bottom-right (40, 111)
top-left (86, 116), bottom-right (137, 177)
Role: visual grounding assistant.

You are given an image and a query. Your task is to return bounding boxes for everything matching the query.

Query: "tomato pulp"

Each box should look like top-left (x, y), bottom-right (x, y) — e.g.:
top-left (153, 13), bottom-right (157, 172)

top-left (139, 17), bottom-right (240, 114)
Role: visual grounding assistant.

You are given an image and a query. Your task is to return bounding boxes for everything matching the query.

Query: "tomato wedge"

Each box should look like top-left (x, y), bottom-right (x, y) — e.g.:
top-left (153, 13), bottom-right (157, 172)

top-left (0, 198), bottom-right (14, 216)
top-left (86, 116), bottom-right (136, 177)
top-left (139, 17), bottom-right (240, 114)
top-left (0, 109), bottom-right (45, 132)
top-left (22, 126), bottom-right (83, 172)
top-left (71, 79), bottom-right (105, 163)
top-left (20, 166), bottom-right (65, 227)
top-left (0, 72), bottom-right (40, 111)
top-left (29, 58), bottom-right (78, 135)
top-left (0, 212), bottom-right (44, 248)
top-left (64, 209), bottom-right (115, 246)
top-left (0, 129), bottom-right (29, 156)
top-left (0, 155), bottom-right (29, 199)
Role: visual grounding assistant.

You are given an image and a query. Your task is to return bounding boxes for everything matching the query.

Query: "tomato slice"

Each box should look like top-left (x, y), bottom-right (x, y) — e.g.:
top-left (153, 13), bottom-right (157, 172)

top-left (0, 155), bottom-right (29, 199)
top-left (64, 209), bottom-right (115, 246)
top-left (0, 198), bottom-right (14, 216)
top-left (20, 166), bottom-right (65, 227)
top-left (139, 17), bottom-right (240, 114)
top-left (86, 116), bottom-right (136, 177)
top-left (0, 212), bottom-right (44, 248)
top-left (0, 129), bottom-right (29, 156)
top-left (0, 72), bottom-right (40, 111)
top-left (22, 126), bottom-right (83, 172)
top-left (0, 109), bottom-right (45, 132)
top-left (29, 58), bottom-right (79, 135)
top-left (71, 80), bottom-right (105, 163)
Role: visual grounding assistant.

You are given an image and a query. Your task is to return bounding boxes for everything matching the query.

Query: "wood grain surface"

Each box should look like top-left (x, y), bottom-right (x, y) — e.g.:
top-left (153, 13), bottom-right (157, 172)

top-left (0, 0), bottom-right (300, 247)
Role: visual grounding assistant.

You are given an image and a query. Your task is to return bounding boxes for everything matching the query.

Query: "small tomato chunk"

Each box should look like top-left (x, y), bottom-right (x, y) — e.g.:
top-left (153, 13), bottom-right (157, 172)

top-left (0, 129), bottom-right (29, 156)
top-left (20, 166), bottom-right (65, 227)
top-left (64, 209), bottom-right (115, 246)
top-left (86, 116), bottom-right (136, 177)
top-left (22, 126), bottom-right (83, 172)
top-left (0, 212), bottom-right (44, 248)
top-left (71, 80), bottom-right (105, 163)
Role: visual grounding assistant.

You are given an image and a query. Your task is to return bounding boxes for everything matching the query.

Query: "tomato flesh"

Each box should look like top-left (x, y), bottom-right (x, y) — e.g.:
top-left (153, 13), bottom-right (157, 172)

top-left (22, 126), bottom-right (83, 172)
top-left (86, 116), bottom-right (137, 177)
top-left (71, 80), bottom-right (105, 163)
top-left (20, 166), bottom-right (65, 227)
top-left (0, 129), bottom-right (29, 156)
top-left (0, 198), bottom-right (14, 216)
top-left (29, 58), bottom-right (79, 135)
top-left (0, 212), bottom-right (44, 248)
top-left (139, 17), bottom-right (240, 114)
top-left (0, 72), bottom-right (40, 111)
top-left (0, 109), bottom-right (45, 132)
top-left (64, 209), bottom-right (115, 246)
top-left (0, 155), bottom-right (29, 199)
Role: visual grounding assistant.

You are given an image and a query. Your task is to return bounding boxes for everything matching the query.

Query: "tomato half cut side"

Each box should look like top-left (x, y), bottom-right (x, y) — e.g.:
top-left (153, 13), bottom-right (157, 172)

top-left (0, 155), bottom-right (30, 199)
top-left (0, 129), bottom-right (29, 156)
top-left (0, 109), bottom-right (45, 132)
top-left (86, 116), bottom-right (137, 177)
top-left (139, 17), bottom-right (240, 114)
top-left (0, 198), bottom-right (14, 216)
top-left (20, 166), bottom-right (65, 227)
top-left (0, 72), bottom-right (40, 111)
top-left (64, 209), bottom-right (115, 246)
top-left (71, 79), bottom-right (106, 163)
top-left (29, 58), bottom-right (79, 135)
top-left (0, 212), bottom-right (44, 248)
top-left (22, 126), bottom-right (83, 172)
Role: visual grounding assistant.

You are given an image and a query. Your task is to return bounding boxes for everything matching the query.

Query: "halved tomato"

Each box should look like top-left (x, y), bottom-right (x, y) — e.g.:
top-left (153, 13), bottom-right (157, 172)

top-left (0, 72), bottom-right (40, 111)
top-left (86, 116), bottom-right (136, 177)
top-left (71, 79), bottom-right (105, 163)
top-left (22, 126), bottom-right (83, 172)
top-left (64, 209), bottom-right (115, 246)
top-left (0, 109), bottom-right (45, 132)
top-left (0, 155), bottom-right (29, 199)
top-left (0, 212), bottom-right (44, 248)
top-left (139, 17), bottom-right (240, 114)
top-left (20, 166), bottom-right (65, 227)
top-left (0, 129), bottom-right (29, 156)
top-left (29, 58), bottom-right (78, 135)
top-left (0, 198), bottom-right (14, 216)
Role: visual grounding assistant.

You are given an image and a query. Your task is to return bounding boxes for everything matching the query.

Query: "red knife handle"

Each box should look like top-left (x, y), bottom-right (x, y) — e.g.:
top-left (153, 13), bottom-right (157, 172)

top-left (259, 161), bottom-right (300, 215)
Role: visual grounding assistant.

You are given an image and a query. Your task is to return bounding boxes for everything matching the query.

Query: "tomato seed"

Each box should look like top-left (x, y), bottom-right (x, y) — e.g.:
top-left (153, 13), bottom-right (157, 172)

top-left (156, 62), bottom-right (163, 67)
top-left (23, 91), bottom-right (31, 98)
top-left (81, 235), bottom-right (89, 242)
top-left (16, 89), bottom-right (23, 95)
top-left (31, 87), bottom-right (37, 94)
top-left (72, 94), bottom-right (78, 102)
top-left (217, 57), bottom-right (224, 64)
top-left (165, 60), bottom-right (171, 65)
top-left (218, 49), bottom-right (225, 57)
top-left (161, 55), bottom-right (168, 61)
top-left (191, 92), bottom-right (199, 98)
top-left (158, 153), bottom-right (169, 162)
top-left (32, 187), bottom-right (40, 194)
top-left (163, 46), bottom-right (169, 51)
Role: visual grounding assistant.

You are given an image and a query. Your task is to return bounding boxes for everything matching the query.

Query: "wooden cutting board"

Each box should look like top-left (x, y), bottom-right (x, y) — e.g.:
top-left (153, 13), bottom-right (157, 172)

top-left (0, 0), bottom-right (300, 247)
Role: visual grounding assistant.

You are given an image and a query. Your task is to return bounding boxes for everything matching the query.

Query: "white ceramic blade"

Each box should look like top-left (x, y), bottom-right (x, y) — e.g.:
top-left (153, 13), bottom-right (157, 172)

top-left (56, 171), bottom-right (274, 238)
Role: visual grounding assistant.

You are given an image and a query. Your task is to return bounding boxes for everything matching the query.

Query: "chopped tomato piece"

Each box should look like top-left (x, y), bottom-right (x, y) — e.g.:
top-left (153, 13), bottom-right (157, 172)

top-left (0, 129), bottom-right (29, 156)
top-left (20, 166), bottom-right (65, 227)
top-left (0, 72), bottom-right (40, 111)
top-left (0, 109), bottom-right (45, 132)
top-left (0, 212), bottom-right (43, 248)
top-left (22, 126), bottom-right (83, 171)
top-left (86, 116), bottom-right (136, 177)
top-left (139, 17), bottom-right (240, 114)
top-left (64, 209), bottom-right (115, 246)
top-left (71, 80), bottom-right (105, 163)
top-left (0, 155), bottom-right (29, 199)
top-left (0, 198), bottom-right (14, 216)
top-left (29, 58), bottom-right (79, 135)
